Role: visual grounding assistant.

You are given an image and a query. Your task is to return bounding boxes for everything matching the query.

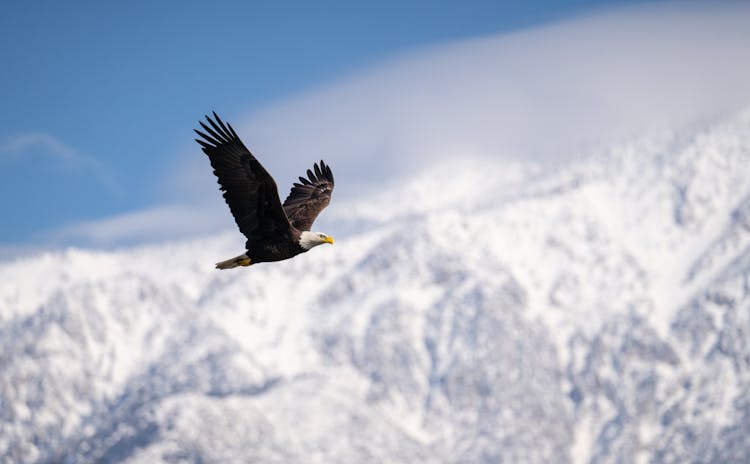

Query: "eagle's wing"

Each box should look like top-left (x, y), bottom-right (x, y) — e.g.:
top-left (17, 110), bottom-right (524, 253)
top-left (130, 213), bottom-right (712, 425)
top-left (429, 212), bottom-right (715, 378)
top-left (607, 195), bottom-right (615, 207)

top-left (195, 113), bottom-right (293, 248)
top-left (282, 160), bottom-right (334, 231)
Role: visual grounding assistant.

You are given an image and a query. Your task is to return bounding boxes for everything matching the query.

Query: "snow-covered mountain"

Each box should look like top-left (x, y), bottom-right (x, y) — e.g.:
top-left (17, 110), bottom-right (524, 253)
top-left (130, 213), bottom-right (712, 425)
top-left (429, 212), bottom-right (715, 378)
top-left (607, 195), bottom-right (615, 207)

top-left (3, 107), bottom-right (750, 463)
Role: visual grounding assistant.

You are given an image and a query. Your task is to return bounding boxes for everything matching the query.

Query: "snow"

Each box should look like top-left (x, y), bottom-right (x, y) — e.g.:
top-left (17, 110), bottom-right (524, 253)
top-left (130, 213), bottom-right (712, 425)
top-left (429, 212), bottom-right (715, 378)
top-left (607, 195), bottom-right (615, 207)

top-left (3, 107), bottom-right (750, 462)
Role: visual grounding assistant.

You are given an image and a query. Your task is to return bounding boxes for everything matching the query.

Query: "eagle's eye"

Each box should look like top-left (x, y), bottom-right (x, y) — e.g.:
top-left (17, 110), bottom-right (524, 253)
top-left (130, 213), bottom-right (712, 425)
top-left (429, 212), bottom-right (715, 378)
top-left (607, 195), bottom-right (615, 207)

top-left (319, 233), bottom-right (325, 239)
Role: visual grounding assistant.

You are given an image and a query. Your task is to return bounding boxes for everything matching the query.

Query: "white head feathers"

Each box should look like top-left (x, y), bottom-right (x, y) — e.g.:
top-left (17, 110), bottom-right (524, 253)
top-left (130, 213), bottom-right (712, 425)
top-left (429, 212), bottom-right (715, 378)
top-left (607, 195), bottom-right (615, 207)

top-left (299, 231), bottom-right (335, 250)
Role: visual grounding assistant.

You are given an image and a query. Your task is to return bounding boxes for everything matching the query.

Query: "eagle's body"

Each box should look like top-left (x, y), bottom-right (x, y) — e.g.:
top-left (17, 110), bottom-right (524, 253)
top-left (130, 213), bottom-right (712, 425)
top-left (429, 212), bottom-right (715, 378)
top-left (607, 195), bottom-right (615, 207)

top-left (194, 113), bottom-right (335, 269)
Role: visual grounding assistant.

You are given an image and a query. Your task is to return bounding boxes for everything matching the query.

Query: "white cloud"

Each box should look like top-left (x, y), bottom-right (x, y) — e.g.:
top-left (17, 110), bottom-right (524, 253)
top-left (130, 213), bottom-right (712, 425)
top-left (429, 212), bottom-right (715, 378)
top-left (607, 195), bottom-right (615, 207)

top-left (172, 2), bottom-right (750, 201)
top-left (0, 133), bottom-right (79, 161)
top-left (40, 205), bottom-right (234, 248)
top-left (0, 132), bottom-right (121, 195)
top-left (28, 2), bottom-right (750, 249)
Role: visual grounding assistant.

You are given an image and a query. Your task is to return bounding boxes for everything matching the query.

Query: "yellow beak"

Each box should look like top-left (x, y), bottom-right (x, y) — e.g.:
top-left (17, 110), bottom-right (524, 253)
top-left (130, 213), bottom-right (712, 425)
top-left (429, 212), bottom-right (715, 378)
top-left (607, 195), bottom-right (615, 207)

top-left (325, 236), bottom-right (335, 245)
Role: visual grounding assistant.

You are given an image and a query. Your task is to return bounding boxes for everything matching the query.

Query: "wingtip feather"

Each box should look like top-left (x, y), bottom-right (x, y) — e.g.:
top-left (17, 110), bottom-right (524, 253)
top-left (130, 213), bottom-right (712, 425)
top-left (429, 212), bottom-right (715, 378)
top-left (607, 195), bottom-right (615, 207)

top-left (227, 122), bottom-right (239, 138)
top-left (199, 121), bottom-right (225, 144)
top-left (195, 138), bottom-right (211, 149)
top-left (212, 112), bottom-right (233, 139)
top-left (325, 164), bottom-right (334, 183)
top-left (194, 129), bottom-right (220, 146)
top-left (207, 114), bottom-right (231, 140)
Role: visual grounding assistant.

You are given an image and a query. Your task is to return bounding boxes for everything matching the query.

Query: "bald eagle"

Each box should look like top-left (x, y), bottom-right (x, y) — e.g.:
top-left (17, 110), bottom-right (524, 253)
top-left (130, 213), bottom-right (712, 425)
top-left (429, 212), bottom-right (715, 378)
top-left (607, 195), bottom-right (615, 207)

top-left (195, 112), bottom-right (335, 269)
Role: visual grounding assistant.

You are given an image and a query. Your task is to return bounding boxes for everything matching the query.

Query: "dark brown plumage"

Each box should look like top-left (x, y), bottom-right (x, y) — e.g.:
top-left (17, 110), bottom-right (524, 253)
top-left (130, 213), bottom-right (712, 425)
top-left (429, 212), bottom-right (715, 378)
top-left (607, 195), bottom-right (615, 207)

top-left (195, 112), bottom-right (335, 268)
top-left (283, 162), bottom-right (335, 231)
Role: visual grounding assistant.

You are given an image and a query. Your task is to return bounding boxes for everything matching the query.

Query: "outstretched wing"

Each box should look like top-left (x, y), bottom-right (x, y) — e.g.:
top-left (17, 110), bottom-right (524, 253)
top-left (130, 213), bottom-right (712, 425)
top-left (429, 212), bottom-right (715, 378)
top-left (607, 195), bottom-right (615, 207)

top-left (282, 160), bottom-right (334, 231)
top-left (194, 112), bottom-right (293, 248)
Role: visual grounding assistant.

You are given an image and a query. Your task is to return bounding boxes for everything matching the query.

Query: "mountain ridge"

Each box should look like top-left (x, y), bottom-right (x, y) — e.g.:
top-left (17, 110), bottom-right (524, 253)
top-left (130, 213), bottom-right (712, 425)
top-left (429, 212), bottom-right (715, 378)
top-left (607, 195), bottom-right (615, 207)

top-left (2, 107), bottom-right (750, 462)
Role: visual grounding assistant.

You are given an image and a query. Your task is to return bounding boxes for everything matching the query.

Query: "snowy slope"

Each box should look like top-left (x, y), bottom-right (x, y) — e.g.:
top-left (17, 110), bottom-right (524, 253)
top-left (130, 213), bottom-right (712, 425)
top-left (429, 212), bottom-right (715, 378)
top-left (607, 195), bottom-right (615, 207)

top-left (3, 108), bottom-right (750, 463)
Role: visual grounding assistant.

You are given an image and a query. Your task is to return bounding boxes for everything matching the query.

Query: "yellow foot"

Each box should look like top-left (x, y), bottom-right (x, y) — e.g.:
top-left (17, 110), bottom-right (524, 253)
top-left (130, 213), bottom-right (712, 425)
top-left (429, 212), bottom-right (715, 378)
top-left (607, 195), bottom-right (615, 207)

top-left (238, 257), bottom-right (252, 266)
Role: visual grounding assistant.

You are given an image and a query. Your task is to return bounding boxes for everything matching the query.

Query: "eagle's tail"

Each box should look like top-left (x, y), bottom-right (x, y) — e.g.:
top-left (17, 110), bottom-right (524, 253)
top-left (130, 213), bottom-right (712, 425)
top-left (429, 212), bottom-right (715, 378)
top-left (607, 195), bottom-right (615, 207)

top-left (215, 254), bottom-right (252, 270)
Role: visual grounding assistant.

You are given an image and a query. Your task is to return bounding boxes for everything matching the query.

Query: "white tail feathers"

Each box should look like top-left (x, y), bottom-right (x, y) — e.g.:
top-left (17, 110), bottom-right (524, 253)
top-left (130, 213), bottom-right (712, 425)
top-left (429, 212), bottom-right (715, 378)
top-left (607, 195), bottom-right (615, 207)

top-left (215, 254), bottom-right (252, 270)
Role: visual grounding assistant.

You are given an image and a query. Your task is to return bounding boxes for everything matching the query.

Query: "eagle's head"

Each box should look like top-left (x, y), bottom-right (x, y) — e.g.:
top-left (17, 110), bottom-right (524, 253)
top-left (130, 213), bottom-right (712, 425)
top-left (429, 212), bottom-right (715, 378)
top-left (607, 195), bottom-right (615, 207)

top-left (299, 231), bottom-right (335, 250)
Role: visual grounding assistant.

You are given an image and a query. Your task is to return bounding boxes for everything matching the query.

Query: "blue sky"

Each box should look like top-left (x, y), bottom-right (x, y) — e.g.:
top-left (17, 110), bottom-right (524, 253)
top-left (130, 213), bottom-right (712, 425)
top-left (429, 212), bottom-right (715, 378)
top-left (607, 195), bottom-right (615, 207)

top-left (3, 0), bottom-right (750, 253)
top-left (0, 0), bottom-right (642, 246)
